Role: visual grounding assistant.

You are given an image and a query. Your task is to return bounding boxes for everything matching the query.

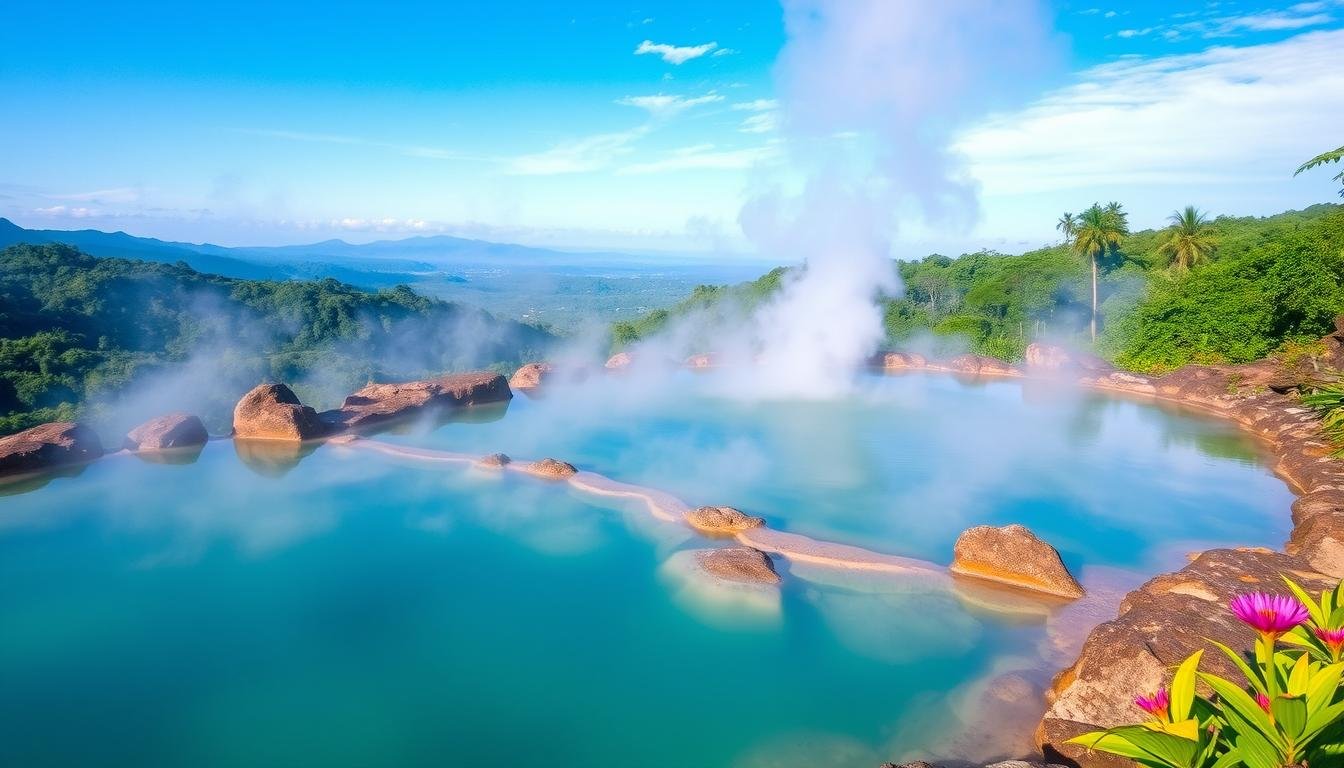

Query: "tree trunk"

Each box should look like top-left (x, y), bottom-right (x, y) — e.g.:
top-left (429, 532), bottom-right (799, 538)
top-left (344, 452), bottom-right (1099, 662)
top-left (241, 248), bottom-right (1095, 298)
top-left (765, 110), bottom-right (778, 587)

top-left (1090, 253), bottom-right (1098, 342)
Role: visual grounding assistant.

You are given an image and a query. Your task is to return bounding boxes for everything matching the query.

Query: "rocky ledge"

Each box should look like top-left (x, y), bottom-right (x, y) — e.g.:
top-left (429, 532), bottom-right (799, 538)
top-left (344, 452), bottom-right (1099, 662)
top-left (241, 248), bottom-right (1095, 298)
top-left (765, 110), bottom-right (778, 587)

top-left (124, 412), bottom-right (209, 451)
top-left (0, 421), bottom-right (104, 479)
top-left (685, 505), bottom-right (765, 534)
top-left (694, 546), bottom-right (780, 585)
top-left (322, 372), bottom-right (511, 432)
top-left (951, 524), bottom-right (1084, 599)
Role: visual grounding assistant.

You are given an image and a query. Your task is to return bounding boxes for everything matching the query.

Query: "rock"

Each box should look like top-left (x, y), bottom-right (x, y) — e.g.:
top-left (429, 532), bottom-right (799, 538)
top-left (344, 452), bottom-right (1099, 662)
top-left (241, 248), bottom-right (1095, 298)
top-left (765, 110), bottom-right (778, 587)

top-left (880, 351), bottom-right (929, 370)
top-left (685, 505), bottom-right (765, 534)
top-left (477, 452), bottom-right (511, 468)
top-left (0, 422), bottom-right (104, 478)
top-left (232, 383), bottom-right (326, 441)
top-left (123, 412), bottom-right (209, 451)
top-left (323, 372), bottom-right (511, 432)
top-left (685, 353), bottom-right (716, 369)
top-left (945, 354), bottom-right (1021, 377)
top-left (1038, 548), bottom-right (1336, 767)
top-left (1024, 343), bottom-right (1074, 370)
top-left (1287, 512), bottom-right (1344, 577)
top-left (525, 457), bottom-right (577, 479)
top-left (951, 524), bottom-right (1084, 599)
top-left (509, 362), bottom-right (553, 390)
top-left (605, 352), bottom-right (633, 370)
top-left (695, 547), bottom-right (780, 585)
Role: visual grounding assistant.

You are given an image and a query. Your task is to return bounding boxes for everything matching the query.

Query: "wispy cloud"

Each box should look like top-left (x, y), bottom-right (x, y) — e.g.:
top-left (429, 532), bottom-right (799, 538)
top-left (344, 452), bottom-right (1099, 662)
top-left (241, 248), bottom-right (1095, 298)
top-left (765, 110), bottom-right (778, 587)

top-left (239, 128), bottom-right (477, 162)
top-left (955, 29), bottom-right (1344, 194)
top-left (732, 99), bottom-right (778, 112)
top-left (505, 127), bottom-right (650, 175)
top-left (48, 187), bottom-right (142, 204)
top-left (618, 142), bottom-right (779, 174)
top-left (634, 39), bottom-right (719, 64)
top-left (738, 112), bottom-right (779, 134)
top-left (615, 92), bottom-right (724, 118)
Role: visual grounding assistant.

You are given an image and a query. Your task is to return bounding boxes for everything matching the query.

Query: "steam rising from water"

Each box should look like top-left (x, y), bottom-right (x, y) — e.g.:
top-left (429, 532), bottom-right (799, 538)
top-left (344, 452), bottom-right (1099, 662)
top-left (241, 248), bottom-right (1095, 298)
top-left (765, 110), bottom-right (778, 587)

top-left (726, 0), bottom-right (1053, 398)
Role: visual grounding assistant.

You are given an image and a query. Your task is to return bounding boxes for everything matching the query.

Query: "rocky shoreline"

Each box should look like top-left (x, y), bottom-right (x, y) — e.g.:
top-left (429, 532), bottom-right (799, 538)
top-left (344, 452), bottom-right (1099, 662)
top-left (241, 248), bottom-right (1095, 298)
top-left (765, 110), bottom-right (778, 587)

top-left (4, 328), bottom-right (1344, 768)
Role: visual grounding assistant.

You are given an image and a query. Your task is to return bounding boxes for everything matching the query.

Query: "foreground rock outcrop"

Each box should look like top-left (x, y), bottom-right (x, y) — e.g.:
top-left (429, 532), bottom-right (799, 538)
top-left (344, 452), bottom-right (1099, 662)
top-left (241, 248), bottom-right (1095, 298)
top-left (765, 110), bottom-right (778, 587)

top-left (124, 412), bottom-right (209, 451)
top-left (322, 372), bottom-right (511, 432)
top-left (509, 362), bottom-right (553, 391)
top-left (695, 546), bottom-right (780, 585)
top-left (685, 505), bottom-right (765, 534)
top-left (1038, 548), bottom-right (1336, 767)
top-left (233, 384), bottom-right (327, 441)
top-left (951, 524), bottom-right (1084, 599)
top-left (0, 422), bottom-right (104, 478)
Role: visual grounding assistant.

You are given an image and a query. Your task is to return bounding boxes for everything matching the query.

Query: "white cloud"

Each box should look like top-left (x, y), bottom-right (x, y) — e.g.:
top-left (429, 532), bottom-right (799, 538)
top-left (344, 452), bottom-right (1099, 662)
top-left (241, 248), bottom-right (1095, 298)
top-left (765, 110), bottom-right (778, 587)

top-left (505, 127), bottom-right (649, 175)
top-left (49, 187), bottom-right (142, 203)
top-left (955, 30), bottom-right (1344, 195)
top-left (732, 99), bottom-right (779, 112)
top-left (738, 112), bottom-right (779, 134)
top-left (616, 92), bottom-right (724, 118)
top-left (618, 143), bottom-right (779, 174)
top-left (633, 39), bottom-right (719, 64)
top-left (33, 205), bottom-right (96, 218)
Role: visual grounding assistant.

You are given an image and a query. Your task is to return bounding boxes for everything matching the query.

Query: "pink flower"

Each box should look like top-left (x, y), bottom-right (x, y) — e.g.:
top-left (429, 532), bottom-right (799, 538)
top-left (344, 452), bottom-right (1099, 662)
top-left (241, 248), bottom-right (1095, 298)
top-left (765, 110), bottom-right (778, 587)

top-left (1135, 687), bottom-right (1171, 720)
top-left (1256, 692), bottom-right (1272, 713)
top-left (1229, 593), bottom-right (1309, 641)
top-left (1315, 627), bottom-right (1344, 658)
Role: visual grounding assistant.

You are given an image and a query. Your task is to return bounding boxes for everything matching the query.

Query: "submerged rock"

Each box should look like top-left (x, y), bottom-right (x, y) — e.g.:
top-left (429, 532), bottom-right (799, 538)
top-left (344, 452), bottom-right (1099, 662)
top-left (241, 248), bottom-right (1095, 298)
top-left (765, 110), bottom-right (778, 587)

top-left (951, 524), bottom-right (1084, 599)
top-left (324, 372), bottom-right (512, 432)
top-left (0, 421), bottom-right (104, 478)
top-left (695, 546), bottom-right (780, 585)
top-left (1038, 548), bottom-right (1336, 767)
top-left (685, 505), bottom-right (764, 534)
top-left (232, 383), bottom-right (327, 441)
top-left (509, 362), bottom-right (553, 391)
top-left (124, 412), bottom-right (209, 451)
top-left (525, 457), bottom-right (577, 479)
top-left (477, 452), bottom-right (511, 469)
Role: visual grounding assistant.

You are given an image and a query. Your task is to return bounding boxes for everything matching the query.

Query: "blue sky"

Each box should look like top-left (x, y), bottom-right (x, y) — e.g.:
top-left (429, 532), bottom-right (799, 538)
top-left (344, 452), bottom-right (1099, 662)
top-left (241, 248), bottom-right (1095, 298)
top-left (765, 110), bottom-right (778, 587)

top-left (0, 0), bottom-right (1340, 258)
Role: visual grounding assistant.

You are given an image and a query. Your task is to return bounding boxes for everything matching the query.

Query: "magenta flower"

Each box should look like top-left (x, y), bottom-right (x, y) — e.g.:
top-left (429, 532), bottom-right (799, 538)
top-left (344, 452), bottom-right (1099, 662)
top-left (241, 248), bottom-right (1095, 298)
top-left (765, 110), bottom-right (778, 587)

top-left (1135, 687), bottom-right (1171, 720)
top-left (1256, 692), bottom-right (1272, 713)
top-left (1316, 627), bottom-right (1344, 659)
top-left (1229, 592), bottom-right (1309, 641)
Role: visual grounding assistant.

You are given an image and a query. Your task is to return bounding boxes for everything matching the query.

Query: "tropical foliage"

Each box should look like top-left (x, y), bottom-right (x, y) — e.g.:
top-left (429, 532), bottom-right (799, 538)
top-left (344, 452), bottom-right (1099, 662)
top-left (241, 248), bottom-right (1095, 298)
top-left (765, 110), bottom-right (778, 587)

top-left (1159, 207), bottom-right (1217, 272)
top-left (0, 243), bottom-right (554, 434)
top-left (1068, 579), bottom-right (1344, 768)
top-left (1297, 146), bottom-right (1344, 199)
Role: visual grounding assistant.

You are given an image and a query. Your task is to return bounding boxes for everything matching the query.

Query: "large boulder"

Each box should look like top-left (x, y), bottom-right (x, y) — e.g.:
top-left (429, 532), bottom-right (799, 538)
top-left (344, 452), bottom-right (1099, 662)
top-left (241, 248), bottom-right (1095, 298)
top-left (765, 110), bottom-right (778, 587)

top-left (232, 383), bottom-right (327, 441)
top-left (944, 354), bottom-right (1021, 377)
top-left (1038, 548), bottom-right (1337, 767)
top-left (685, 505), bottom-right (765, 534)
top-left (123, 412), bottom-right (209, 451)
top-left (509, 362), bottom-right (553, 391)
top-left (524, 457), bottom-right (577, 479)
top-left (0, 422), bottom-right (104, 478)
top-left (880, 351), bottom-right (929, 371)
top-left (323, 372), bottom-right (511, 432)
top-left (605, 352), bottom-right (634, 370)
top-left (951, 524), bottom-right (1084, 599)
top-left (695, 546), bottom-right (780, 585)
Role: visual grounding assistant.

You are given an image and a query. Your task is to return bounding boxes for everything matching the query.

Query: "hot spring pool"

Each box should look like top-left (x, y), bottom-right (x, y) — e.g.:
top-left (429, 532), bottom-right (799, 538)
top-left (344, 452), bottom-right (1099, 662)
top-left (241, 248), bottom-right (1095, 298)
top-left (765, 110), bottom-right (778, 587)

top-left (0, 373), bottom-right (1292, 767)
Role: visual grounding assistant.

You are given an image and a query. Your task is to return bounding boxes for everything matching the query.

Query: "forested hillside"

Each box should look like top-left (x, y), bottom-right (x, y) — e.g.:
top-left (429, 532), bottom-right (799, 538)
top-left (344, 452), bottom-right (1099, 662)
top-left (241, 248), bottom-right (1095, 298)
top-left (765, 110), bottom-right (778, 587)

top-left (0, 243), bottom-right (554, 434)
top-left (613, 204), bottom-right (1344, 373)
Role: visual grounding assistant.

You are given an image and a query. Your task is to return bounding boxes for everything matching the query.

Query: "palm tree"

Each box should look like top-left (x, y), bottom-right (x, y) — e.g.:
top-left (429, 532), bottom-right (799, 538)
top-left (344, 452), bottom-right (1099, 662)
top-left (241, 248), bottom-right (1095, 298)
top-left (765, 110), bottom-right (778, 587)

top-left (1295, 145), bottom-right (1344, 198)
top-left (1072, 202), bottom-right (1129, 342)
top-left (1157, 206), bottom-right (1216, 272)
top-left (1056, 212), bottom-right (1077, 243)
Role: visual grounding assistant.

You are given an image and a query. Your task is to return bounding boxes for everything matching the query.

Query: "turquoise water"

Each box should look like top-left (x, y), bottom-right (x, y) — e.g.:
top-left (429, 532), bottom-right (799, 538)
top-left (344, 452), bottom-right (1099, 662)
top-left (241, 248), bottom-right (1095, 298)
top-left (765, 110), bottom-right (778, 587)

top-left (0, 374), bottom-right (1292, 767)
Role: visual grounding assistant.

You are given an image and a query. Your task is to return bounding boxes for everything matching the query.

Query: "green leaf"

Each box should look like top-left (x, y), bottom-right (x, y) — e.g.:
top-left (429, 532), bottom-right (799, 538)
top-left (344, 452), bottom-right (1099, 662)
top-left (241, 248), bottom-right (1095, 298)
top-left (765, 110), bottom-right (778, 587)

top-left (1221, 706), bottom-right (1285, 768)
top-left (1108, 725), bottom-right (1202, 768)
top-left (1207, 639), bottom-right (1267, 696)
top-left (1272, 694), bottom-right (1308, 742)
top-left (1306, 662), bottom-right (1344, 720)
top-left (1285, 576), bottom-right (1326, 626)
top-left (1199, 672), bottom-right (1284, 751)
top-left (1286, 653), bottom-right (1311, 695)
top-left (1172, 650), bottom-right (1203, 722)
top-left (1067, 730), bottom-right (1160, 761)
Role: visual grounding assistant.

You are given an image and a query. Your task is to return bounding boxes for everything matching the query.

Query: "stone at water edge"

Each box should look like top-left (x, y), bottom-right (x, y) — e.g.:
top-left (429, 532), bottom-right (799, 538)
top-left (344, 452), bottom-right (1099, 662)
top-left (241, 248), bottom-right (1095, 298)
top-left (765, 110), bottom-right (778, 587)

top-left (326, 372), bottom-right (512, 431)
top-left (123, 412), bottom-right (209, 451)
top-left (0, 421), bottom-right (104, 478)
top-left (526, 457), bottom-right (577, 479)
top-left (477, 453), bottom-right (512, 469)
top-left (880, 351), bottom-right (929, 370)
top-left (232, 383), bottom-right (327, 441)
top-left (945, 354), bottom-right (1021, 377)
top-left (685, 505), bottom-right (765, 534)
top-left (950, 524), bottom-right (1084, 599)
top-left (695, 547), bottom-right (780, 585)
top-left (508, 362), bottom-right (553, 390)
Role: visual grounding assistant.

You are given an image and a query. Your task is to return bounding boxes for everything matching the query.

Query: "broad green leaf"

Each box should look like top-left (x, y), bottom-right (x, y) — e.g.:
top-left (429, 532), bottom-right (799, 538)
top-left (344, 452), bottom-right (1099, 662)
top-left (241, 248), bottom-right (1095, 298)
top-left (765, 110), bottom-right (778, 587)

top-left (1306, 662), bottom-right (1344, 719)
top-left (1207, 639), bottom-right (1267, 695)
top-left (1199, 672), bottom-right (1284, 751)
top-left (1287, 653), bottom-right (1311, 695)
top-left (1066, 730), bottom-right (1160, 761)
top-left (1272, 694), bottom-right (1308, 741)
top-left (1302, 699), bottom-right (1344, 743)
top-left (1285, 576), bottom-right (1325, 625)
top-left (1221, 707), bottom-right (1285, 768)
top-left (1171, 650), bottom-right (1203, 722)
top-left (1108, 725), bottom-right (1202, 768)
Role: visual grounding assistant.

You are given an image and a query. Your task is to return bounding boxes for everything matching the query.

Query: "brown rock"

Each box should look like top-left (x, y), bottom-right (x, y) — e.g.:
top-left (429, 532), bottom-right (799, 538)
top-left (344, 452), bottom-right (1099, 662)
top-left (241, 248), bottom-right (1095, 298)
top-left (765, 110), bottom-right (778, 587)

top-left (880, 351), bottom-right (929, 370)
top-left (323, 372), bottom-right (511, 432)
top-left (477, 452), bottom-right (511, 468)
top-left (685, 505), bottom-right (765, 534)
top-left (123, 412), bottom-right (209, 451)
top-left (1287, 513), bottom-right (1344, 577)
top-left (685, 353), bottom-right (716, 369)
top-left (526, 457), bottom-right (577, 479)
top-left (232, 384), bottom-right (326, 441)
top-left (951, 524), bottom-right (1084, 599)
top-left (605, 352), bottom-right (634, 370)
top-left (1039, 548), bottom-right (1336, 767)
top-left (0, 422), bottom-right (104, 478)
top-left (695, 546), bottom-right (780, 585)
top-left (1024, 343), bottom-right (1074, 370)
top-left (509, 362), bottom-right (553, 390)
top-left (945, 354), bottom-right (1021, 377)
